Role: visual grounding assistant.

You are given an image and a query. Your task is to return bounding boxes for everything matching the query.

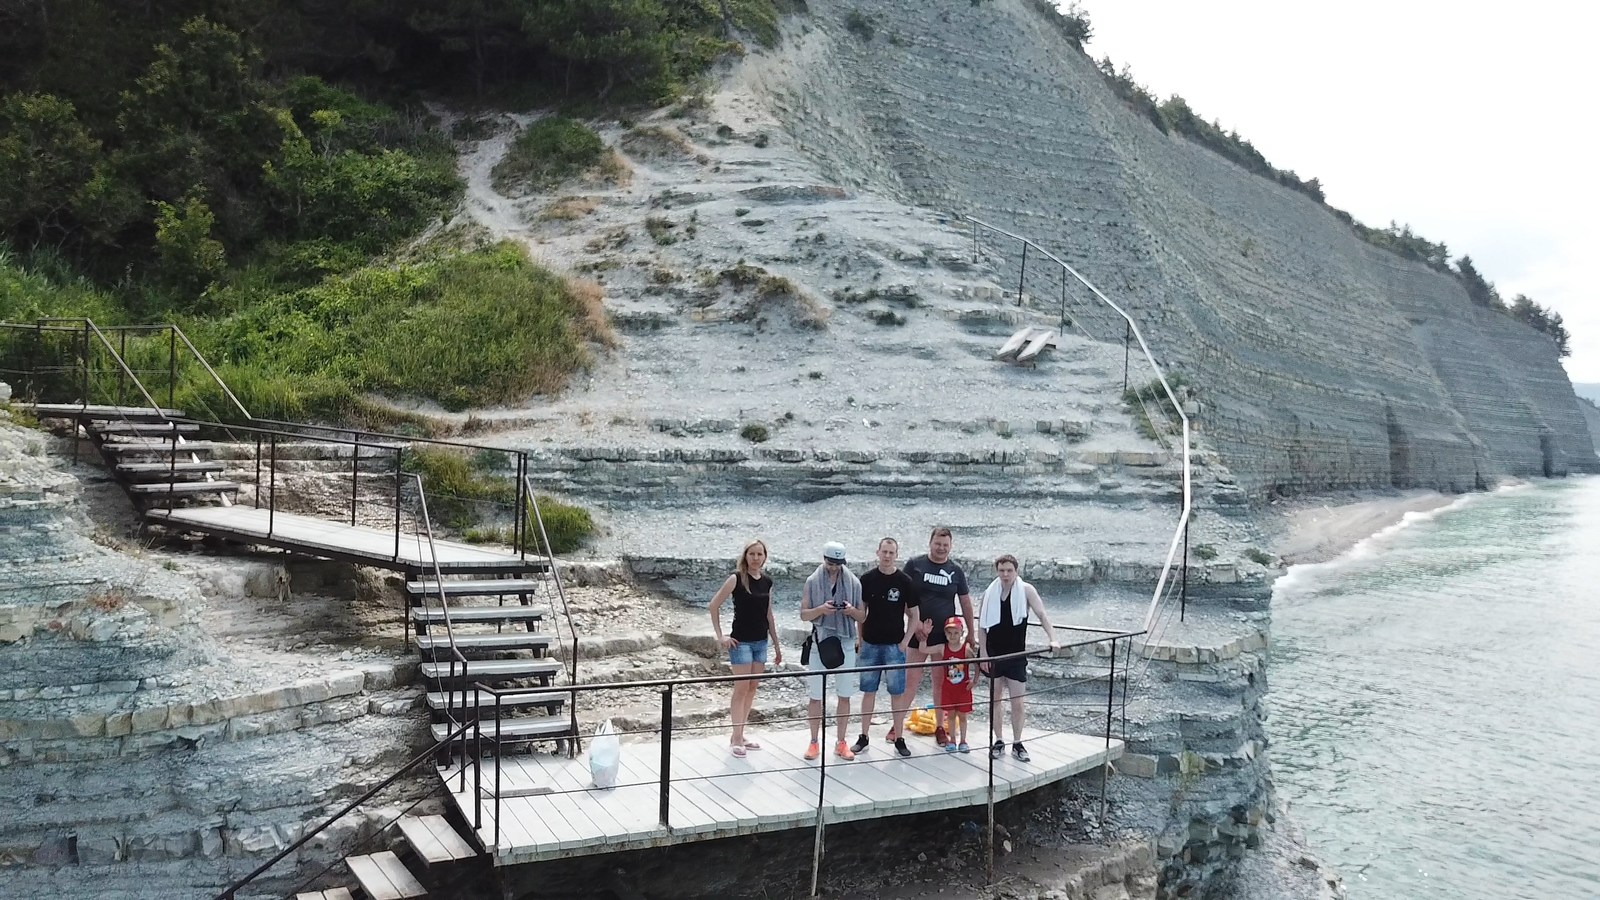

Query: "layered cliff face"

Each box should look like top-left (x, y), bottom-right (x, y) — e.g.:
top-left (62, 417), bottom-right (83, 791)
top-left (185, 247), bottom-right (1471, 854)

top-left (745, 0), bottom-right (1597, 496)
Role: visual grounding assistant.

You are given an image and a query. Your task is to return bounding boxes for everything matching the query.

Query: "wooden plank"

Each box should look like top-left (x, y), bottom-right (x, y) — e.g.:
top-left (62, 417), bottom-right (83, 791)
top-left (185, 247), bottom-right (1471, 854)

top-left (399, 813), bottom-right (477, 865)
top-left (443, 725), bottom-right (1123, 867)
top-left (1017, 329), bottom-right (1057, 363)
top-left (143, 506), bottom-right (526, 569)
top-left (346, 850), bottom-right (425, 900)
top-left (323, 890), bottom-right (354, 900)
top-left (997, 327), bottom-right (1037, 360)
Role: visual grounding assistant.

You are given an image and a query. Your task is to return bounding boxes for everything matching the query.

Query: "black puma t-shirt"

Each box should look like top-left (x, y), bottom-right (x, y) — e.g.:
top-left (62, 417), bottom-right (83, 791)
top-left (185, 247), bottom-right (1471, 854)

top-left (904, 554), bottom-right (969, 648)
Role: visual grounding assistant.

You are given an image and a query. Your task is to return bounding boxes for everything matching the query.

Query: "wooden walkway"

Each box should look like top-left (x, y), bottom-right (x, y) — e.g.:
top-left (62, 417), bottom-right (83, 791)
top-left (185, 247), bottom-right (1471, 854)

top-left (443, 725), bottom-right (1121, 866)
top-left (143, 505), bottom-right (527, 573)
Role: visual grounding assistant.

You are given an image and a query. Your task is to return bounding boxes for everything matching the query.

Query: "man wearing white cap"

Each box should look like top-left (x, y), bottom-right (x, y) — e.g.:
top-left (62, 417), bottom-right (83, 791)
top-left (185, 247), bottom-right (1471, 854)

top-left (801, 541), bottom-right (866, 760)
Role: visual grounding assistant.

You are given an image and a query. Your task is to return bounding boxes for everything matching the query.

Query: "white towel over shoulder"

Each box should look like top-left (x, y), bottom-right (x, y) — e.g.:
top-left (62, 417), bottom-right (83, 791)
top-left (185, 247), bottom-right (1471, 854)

top-left (979, 577), bottom-right (1030, 631)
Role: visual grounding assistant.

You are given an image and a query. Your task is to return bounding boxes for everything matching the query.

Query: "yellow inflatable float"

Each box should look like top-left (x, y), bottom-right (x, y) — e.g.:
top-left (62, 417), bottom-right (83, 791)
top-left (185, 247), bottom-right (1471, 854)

top-left (905, 706), bottom-right (940, 735)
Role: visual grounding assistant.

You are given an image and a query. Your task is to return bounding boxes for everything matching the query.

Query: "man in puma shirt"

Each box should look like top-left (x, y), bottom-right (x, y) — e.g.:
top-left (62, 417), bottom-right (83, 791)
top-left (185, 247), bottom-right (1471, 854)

top-left (903, 527), bottom-right (975, 747)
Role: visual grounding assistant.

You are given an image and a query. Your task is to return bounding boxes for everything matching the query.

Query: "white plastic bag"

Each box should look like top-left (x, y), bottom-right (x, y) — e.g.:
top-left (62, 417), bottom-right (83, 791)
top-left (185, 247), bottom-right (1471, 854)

top-left (589, 718), bottom-right (620, 789)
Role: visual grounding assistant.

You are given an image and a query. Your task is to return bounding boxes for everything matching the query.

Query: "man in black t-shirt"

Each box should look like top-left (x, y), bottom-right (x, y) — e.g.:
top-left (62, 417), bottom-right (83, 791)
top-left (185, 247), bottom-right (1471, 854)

top-left (903, 526), bottom-right (975, 748)
top-left (852, 537), bottom-right (919, 757)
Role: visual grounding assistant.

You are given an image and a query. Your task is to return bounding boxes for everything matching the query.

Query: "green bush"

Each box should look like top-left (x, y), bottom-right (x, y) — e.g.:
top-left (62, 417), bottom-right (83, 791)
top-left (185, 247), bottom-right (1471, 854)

top-left (492, 118), bottom-right (604, 194)
top-left (1192, 544), bottom-right (1218, 561)
top-left (405, 445), bottom-right (516, 529)
top-left (526, 494), bottom-right (596, 556)
top-left (1244, 548), bottom-right (1276, 567)
top-left (740, 423), bottom-right (770, 443)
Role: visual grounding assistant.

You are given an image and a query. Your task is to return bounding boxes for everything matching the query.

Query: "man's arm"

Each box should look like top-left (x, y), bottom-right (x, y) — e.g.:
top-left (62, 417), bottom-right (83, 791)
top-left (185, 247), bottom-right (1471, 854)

top-left (900, 600), bottom-right (919, 652)
top-left (959, 592), bottom-right (976, 650)
top-left (1025, 584), bottom-right (1060, 650)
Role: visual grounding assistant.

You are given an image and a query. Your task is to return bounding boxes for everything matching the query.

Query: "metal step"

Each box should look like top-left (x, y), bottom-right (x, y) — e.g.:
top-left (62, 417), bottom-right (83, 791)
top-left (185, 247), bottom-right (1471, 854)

top-left (417, 632), bottom-right (554, 654)
top-left (100, 440), bottom-right (222, 455)
top-left (425, 688), bottom-right (566, 712)
top-left (411, 606), bottom-right (544, 627)
top-left (404, 576), bottom-right (549, 598)
top-left (89, 422), bottom-right (201, 436)
top-left (23, 403), bottom-right (186, 421)
top-left (419, 658), bottom-right (561, 682)
top-left (397, 814), bottom-right (480, 866)
top-left (433, 716), bottom-right (572, 744)
top-left (126, 481), bottom-right (242, 496)
top-left (115, 461), bottom-right (228, 479)
top-left (345, 850), bottom-right (425, 900)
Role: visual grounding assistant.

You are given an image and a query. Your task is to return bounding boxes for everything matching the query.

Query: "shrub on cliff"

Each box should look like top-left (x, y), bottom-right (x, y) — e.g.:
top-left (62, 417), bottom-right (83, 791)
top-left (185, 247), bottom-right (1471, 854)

top-left (492, 117), bottom-right (606, 195)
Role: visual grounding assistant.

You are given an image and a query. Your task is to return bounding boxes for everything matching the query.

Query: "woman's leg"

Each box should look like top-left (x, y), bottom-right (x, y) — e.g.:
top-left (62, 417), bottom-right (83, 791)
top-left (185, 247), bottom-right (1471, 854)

top-left (730, 663), bottom-right (759, 744)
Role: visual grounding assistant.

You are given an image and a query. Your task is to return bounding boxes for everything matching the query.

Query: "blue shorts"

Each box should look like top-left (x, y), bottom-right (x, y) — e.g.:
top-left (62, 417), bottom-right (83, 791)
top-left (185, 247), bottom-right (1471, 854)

top-left (728, 638), bottom-right (768, 666)
top-left (857, 643), bottom-right (907, 695)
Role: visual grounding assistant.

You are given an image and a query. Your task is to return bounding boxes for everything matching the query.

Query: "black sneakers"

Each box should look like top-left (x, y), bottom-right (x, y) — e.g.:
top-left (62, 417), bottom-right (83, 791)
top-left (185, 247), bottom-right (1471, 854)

top-left (851, 734), bottom-right (869, 754)
top-left (894, 736), bottom-right (910, 757)
top-left (990, 740), bottom-right (1005, 760)
top-left (1012, 742), bottom-right (1030, 762)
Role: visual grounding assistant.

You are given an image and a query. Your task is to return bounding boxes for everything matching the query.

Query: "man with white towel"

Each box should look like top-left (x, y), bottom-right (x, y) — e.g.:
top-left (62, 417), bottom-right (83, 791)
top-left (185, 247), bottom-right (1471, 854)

top-left (978, 554), bottom-right (1060, 762)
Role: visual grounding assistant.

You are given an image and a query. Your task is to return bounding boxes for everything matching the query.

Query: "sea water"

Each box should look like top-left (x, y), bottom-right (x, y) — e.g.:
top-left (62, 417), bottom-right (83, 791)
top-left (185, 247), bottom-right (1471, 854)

top-left (1271, 477), bottom-right (1600, 898)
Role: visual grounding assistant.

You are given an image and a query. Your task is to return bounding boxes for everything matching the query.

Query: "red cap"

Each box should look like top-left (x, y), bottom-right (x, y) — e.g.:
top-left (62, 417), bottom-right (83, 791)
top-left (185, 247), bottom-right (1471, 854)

top-left (944, 616), bottom-right (964, 631)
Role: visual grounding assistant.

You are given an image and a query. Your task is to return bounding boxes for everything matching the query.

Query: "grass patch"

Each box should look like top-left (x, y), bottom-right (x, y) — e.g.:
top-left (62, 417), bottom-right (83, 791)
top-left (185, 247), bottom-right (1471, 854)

top-left (740, 423), bottom-right (771, 443)
top-left (1122, 374), bottom-right (1188, 441)
top-left (619, 125), bottom-right (695, 160)
top-left (868, 309), bottom-right (906, 326)
top-left (541, 197), bottom-right (599, 221)
top-left (405, 446), bottom-right (516, 529)
top-left (201, 241), bottom-right (610, 416)
top-left (527, 494), bottom-right (597, 555)
top-left (491, 117), bottom-right (605, 195)
top-left (1244, 548), bottom-right (1276, 567)
top-left (1191, 544), bottom-right (1217, 561)
top-left (645, 216), bottom-right (679, 245)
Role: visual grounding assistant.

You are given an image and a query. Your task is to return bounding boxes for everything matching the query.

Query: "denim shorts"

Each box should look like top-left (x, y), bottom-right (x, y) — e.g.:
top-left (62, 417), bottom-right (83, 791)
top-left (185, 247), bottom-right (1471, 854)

top-left (857, 642), bottom-right (907, 695)
top-left (728, 638), bottom-right (768, 667)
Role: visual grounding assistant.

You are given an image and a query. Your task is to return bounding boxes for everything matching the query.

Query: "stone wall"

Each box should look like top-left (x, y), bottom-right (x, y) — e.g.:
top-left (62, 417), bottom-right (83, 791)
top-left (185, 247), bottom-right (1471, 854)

top-left (0, 414), bottom-right (428, 899)
top-left (750, 0), bottom-right (1598, 497)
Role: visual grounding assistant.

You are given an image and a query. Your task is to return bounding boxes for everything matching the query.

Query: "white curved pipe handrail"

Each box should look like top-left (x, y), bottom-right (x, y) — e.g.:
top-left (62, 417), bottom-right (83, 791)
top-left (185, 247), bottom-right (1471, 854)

top-left (963, 215), bottom-right (1192, 635)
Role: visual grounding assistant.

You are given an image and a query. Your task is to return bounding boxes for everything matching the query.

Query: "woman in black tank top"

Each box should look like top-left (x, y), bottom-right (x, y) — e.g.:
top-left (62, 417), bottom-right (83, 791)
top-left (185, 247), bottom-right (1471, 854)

top-left (709, 540), bottom-right (783, 757)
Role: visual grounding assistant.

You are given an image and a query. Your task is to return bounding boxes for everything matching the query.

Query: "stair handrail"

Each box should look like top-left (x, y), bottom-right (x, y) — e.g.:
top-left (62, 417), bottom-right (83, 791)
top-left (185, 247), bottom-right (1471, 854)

top-left (962, 216), bottom-right (1192, 636)
top-left (409, 473), bottom-right (480, 790)
top-left (522, 476), bottom-right (579, 691)
top-left (211, 718), bottom-right (476, 900)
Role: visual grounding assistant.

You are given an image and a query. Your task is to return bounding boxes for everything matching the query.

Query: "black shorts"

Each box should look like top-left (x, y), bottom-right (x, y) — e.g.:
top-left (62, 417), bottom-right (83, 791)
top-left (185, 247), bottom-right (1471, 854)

top-left (989, 657), bottom-right (1028, 683)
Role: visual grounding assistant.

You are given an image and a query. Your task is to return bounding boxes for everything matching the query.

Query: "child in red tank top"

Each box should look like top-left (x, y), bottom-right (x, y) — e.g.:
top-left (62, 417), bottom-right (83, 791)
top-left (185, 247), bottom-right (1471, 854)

top-left (940, 617), bottom-right (973, 752)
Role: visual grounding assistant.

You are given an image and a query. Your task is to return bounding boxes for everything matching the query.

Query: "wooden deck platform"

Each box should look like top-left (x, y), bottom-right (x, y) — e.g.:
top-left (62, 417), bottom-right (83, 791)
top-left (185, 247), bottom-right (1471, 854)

top-left (444, 725), bottom-right (1120, 866)
top-left (143, 505), bottom-right (528, 573)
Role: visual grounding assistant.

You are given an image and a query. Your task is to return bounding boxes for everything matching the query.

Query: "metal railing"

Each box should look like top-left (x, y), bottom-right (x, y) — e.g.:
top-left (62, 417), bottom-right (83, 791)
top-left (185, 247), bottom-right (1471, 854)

top-left (962, 217), bottom-right (1193, 635)
top-left (0, 316), bottom-right (541, 570)
top-left (464, 624), bottom-right (1140, 893)
top-left (211, 718), bottom-right (476, 900)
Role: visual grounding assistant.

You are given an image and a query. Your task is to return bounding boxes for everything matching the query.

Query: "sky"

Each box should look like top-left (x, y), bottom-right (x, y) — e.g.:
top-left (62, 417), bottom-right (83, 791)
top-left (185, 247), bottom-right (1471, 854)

top-left (1069, 0), bottom-right (1600, 383)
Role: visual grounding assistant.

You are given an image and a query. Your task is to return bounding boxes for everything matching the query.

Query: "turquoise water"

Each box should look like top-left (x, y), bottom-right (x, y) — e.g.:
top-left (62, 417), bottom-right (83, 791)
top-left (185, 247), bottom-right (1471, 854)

top-left (1271, 477), bottom-right (1600, 899)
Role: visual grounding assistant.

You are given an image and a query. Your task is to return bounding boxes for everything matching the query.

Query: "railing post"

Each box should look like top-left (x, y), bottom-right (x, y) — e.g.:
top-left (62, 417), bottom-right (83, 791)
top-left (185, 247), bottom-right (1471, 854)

top-left (350, 438), bottom-right (360, 527)
top-left (1016, 242), bottom-right (1028, 308)
top-left (659, 684), bottom-right (673, 828)
top-left (117, 330), bottom-right (126, 408)
top-left (1123, 321), bottom-right (1131, 394)
top-left (986, 663), bottom-right (996, 882)
top-left (268, 433), bottom-right (277, 538)
top-left (515, 454), bottom-right (527, 559)
top-left (810, 670), bottom-right (828, 899)
top-left (167, 325), bottom-right (176, 411)
top-left (74, 321), bottom-right (88, 464)
top-left (1059, 268), bottom-right (1068, 331)
top-left (254, 434), bottom-right (262, 508)
top-left (24, 322), bottom-right (38, 401)
top-left (457, 661), bottom-right (468, 793)
top-left (473, 677), bottom-right (482, 829)
top-left (393, 447), bottom-right (403, 563)
top-left (1181, 522), bottom-right (1189, 622)
top-left (971, 217), bottom-right (979, 263)
top-left (1101, 637), bottom-right (1117, 826)
top-left (167, 423), bottom-right (177, 514)
top-left (494, 690), bottom-right (503, 849)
